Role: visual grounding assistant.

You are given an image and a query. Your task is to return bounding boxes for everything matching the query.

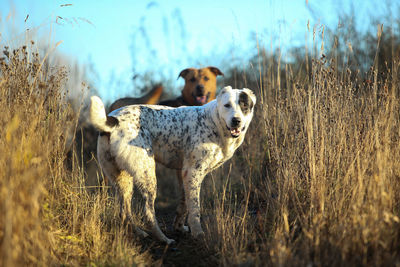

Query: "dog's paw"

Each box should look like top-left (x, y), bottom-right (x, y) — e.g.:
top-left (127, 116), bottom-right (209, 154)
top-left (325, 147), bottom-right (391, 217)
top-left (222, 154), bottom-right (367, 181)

top-left (191, 230), bottom-right (205, 239)
top-left (174, 224), bottom-right (190, 233)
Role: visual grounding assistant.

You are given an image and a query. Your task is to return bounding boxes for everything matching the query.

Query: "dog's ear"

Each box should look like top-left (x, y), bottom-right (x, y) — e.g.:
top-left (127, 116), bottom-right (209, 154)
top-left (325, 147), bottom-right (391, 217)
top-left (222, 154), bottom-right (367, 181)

top-left (207, 66), bottom-right (224, 76)
top-left (178, 68), bottom-right (194, 80)
top-left (243, 88), bottom-right (256, 106)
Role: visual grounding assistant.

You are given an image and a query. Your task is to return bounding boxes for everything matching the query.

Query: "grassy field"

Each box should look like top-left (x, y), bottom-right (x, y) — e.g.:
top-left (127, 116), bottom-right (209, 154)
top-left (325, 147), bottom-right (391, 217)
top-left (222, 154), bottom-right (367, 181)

top-left (1, 18), bottom-right (400, 267)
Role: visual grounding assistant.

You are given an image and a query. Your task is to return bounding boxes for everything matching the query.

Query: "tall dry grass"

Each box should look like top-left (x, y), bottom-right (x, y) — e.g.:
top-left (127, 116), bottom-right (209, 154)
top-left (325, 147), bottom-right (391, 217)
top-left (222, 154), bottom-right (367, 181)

top-left (201, 29), bottom-right (400, 265)
top-left (0, 44), bottom-right (151, 266)
top-left (2, 6), bottom-right (400, 266)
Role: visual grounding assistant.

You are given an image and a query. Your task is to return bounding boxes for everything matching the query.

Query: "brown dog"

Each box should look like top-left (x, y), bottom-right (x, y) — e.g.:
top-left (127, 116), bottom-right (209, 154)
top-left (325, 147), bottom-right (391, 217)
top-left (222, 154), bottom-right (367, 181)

top-left (108, 67), bottom-right (223, 111)
top-left (159, 66), bottom-right (223, 107)
top-left (109, 85), bottom-right (163, 112)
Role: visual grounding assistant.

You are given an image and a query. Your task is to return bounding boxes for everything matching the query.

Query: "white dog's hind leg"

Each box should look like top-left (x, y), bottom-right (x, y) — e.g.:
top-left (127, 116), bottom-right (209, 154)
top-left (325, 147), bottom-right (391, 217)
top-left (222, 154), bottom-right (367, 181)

top-left (124, 149), bottom-right (175, 245)
top-left (140, 182), bottom-right (175, 244)
top-left (115, 171), bottom-right (149, 238)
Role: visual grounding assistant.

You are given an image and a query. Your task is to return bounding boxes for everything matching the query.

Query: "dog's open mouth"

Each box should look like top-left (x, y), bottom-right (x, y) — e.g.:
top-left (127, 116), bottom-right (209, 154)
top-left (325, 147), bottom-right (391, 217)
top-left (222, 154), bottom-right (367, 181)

top-left (196, 95), bottom-right (207, 104)
top-left (192, 92), bottom-right (210, 105)
top-left (226, 125), bottom-right (244, 138)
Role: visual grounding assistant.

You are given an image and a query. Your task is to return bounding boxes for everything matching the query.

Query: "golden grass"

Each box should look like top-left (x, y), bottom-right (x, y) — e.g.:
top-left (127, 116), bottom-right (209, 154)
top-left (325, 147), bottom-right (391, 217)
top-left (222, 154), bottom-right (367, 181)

top-left (1, 26), bottom-right (400, 267)
top-left (203, 54), bottom-right (400, 265)
top-left (0, 45), bottom-right (151, 266)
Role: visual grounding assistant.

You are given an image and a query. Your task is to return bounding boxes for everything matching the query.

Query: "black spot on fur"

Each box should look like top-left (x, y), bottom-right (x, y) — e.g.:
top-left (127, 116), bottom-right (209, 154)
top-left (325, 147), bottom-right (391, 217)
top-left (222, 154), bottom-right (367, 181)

top-left (163, 135), bottom-right (168, 143)
top-left (104, 149), bottom-right (118, 167)
top-left (99, 131), bottom-right (110, 140)
top-left (195, 162), bottom-right (201, 169)
top-left (106, 116), bottom-right (119, 127)
top-left (190, 197), bottom-right (200, 209)
top-left (238, 92), bottom-right (253, 115)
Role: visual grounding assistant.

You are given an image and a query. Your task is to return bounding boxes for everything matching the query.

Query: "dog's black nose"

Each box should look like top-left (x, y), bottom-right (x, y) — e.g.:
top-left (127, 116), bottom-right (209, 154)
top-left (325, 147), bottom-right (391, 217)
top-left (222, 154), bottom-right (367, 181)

top-left (231, 117), bottom-right (241, 127)
top-left (196, 85), bottom-right (205, 95)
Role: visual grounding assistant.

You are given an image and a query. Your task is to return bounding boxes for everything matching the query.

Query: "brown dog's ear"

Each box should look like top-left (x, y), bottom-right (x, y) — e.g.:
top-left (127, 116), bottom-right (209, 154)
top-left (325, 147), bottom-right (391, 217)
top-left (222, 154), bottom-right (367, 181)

top-left (207, 66), bottom-right (224, 76)
top-left (177, 68), bottom-right (194, 80)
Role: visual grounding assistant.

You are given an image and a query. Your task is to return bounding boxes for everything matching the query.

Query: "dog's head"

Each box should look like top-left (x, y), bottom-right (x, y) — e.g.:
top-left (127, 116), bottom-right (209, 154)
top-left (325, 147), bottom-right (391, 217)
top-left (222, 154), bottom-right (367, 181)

top-left (179, 66), bottom-right (224, 106)
top-left (216, 86), bottom-right (256, 138)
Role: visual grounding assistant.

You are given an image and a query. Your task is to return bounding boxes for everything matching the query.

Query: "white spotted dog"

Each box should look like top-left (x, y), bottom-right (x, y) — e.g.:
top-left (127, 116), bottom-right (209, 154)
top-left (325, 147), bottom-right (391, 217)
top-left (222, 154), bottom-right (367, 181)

top-left (89, 86), bottom-right (256, 244)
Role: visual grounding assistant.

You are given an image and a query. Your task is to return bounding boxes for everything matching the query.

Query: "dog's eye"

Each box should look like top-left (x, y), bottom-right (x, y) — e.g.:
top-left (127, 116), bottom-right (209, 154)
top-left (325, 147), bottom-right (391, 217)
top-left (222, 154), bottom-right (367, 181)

top-left (204, 76), bottom-right (209, 81)
top-left (190, 77), bottom-right (196, 82)
top-left (224, 103), bottom-right (231, 108)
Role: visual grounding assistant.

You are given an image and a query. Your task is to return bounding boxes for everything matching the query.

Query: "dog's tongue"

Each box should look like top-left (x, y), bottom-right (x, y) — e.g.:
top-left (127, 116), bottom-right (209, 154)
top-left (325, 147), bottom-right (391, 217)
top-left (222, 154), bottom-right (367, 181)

top-left (231, 128), bottom-right (241, 136)
top-left (196, 96), bottom-right (207, 104)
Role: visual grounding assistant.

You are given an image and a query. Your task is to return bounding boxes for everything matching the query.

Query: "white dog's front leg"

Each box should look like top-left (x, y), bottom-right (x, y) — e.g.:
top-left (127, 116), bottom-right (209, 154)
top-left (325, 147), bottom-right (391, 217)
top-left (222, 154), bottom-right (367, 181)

top-left (182, 167), bottom-right (205, 238)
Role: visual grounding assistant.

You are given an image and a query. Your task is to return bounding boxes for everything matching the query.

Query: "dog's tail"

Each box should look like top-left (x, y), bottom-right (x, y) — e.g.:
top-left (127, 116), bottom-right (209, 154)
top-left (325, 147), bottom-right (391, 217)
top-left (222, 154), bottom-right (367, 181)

top-left (90, 96), bottom-right (118, 132)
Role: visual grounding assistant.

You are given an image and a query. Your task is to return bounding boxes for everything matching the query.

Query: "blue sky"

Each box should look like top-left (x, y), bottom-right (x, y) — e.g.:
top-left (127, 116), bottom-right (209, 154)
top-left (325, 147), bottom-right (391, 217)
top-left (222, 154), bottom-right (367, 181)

top-left (0, 0), bottom-right (396, 101)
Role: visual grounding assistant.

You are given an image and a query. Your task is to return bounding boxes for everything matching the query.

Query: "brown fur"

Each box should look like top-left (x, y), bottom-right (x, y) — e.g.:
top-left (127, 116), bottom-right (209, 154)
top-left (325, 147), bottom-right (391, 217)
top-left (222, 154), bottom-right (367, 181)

top-left (108, 67), bottom-right (223, 111)
top-left (108, 85), bottom-right (163, 112)
top-left (159, 66), bottom-right (224, 107)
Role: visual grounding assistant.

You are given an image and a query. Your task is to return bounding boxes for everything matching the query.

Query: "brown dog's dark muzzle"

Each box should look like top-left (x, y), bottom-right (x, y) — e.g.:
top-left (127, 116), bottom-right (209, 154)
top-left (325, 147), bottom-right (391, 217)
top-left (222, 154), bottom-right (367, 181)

top-left (192, 91), bottom-right (210, 105)
top-left (195, 85), bottom-right (205, 95)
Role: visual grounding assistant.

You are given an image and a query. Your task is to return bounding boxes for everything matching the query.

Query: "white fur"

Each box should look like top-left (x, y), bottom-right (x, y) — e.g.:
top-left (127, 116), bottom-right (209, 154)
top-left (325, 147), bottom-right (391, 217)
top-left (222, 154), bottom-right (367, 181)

top-left (90, 96), bottom-right (113, 132)
top-left (89, 86), bottom-right (256, 244)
